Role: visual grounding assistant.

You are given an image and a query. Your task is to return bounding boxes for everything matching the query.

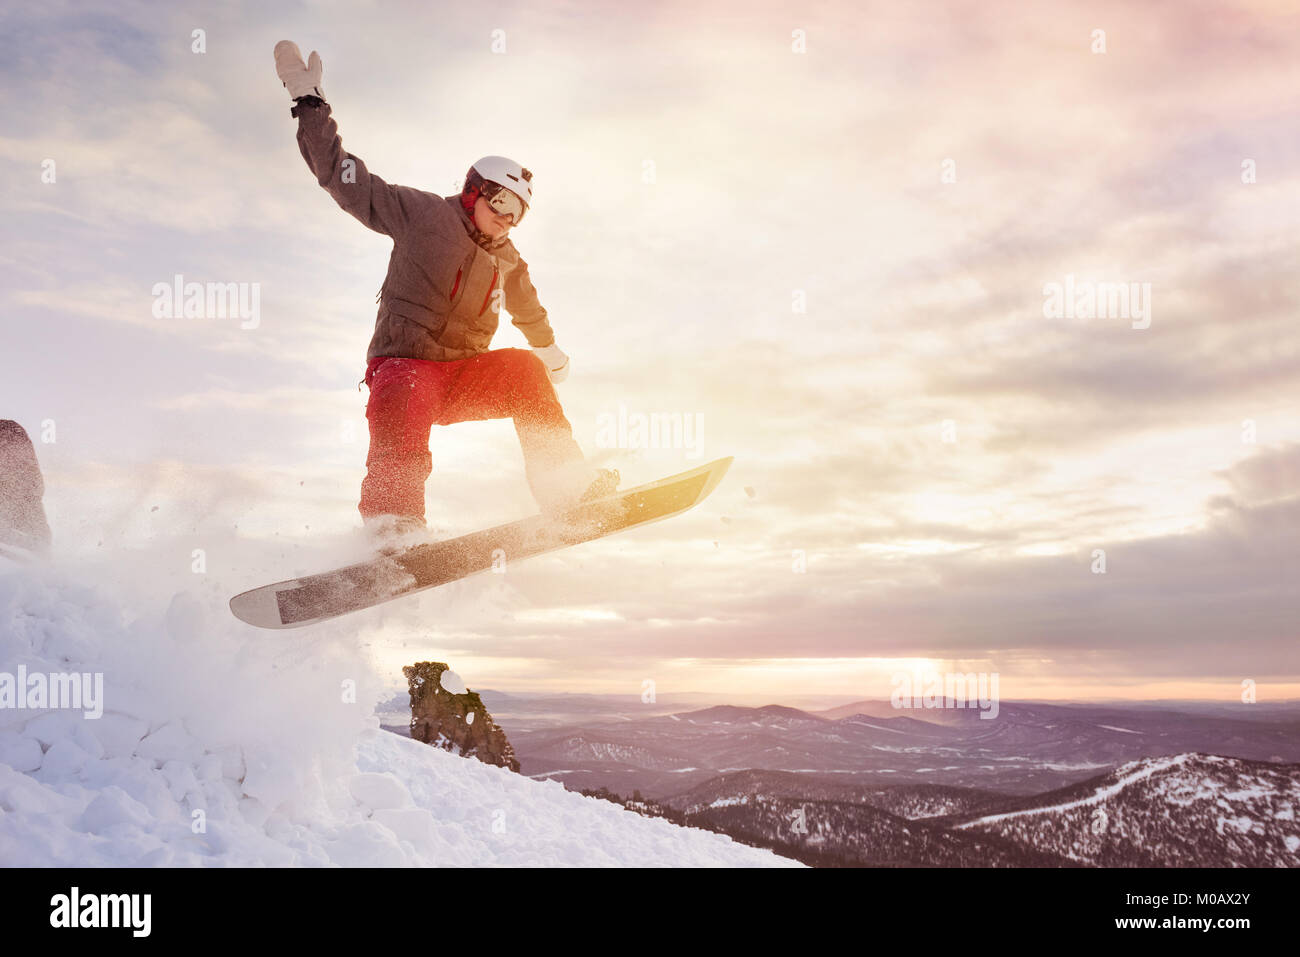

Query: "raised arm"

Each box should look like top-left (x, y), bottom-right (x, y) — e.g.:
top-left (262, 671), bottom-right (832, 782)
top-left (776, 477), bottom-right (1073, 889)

top-left (274, 41), bottom-right (418, 239)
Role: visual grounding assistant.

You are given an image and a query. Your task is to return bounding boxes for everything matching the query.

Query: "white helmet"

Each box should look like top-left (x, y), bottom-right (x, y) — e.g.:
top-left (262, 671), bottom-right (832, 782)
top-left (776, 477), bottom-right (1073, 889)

top-left (464, 155), bottom-right (533, 224)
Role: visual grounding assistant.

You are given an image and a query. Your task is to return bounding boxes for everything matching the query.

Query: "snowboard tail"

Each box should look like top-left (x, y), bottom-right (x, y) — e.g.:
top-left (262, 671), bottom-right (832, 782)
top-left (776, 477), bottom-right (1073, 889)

top-left (230, 456), bottom-right (732, 629)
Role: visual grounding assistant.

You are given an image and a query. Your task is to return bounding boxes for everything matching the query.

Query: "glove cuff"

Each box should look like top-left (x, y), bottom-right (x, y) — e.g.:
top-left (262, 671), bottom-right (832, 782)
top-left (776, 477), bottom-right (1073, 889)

top-left (290, 94), bottom-right (326, 118)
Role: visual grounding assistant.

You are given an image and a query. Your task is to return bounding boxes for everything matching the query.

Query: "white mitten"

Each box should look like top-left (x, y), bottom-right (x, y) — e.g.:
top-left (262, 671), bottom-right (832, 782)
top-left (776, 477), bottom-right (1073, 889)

top-left (274, 41), bottom-right (325, 101)
top-left (532, 343), bottom-right (570, 383)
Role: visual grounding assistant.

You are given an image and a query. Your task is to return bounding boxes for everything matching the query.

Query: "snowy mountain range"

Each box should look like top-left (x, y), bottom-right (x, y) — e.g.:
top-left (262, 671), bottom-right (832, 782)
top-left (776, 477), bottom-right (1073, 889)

top-left (459, 699), bottom-right (1299, 866)
top-left (500, 700), bottom-right (1300, 798)
top-left (945, 753), bottom-right (1300, 867)
top-left (576, 753), bottom-right (1300, 867)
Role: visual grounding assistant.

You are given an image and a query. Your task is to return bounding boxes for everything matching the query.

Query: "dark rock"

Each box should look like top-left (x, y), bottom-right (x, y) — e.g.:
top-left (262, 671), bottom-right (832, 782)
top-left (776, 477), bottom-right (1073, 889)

top-left (402, 661), bottom-right (520, 773)
top-left (0, 420), bottom-right (51, 556)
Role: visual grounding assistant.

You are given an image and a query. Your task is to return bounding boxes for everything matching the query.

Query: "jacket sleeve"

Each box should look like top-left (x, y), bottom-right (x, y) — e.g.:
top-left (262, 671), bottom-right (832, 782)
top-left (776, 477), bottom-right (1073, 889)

top-left (505, 255), bottom-right (556, 348)
top-left (293, 99), bottom-right (418, 239)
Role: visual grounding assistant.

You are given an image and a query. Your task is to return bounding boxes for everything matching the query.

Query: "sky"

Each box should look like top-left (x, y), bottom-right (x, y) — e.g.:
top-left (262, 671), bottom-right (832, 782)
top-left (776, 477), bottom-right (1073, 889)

top-left (1, 0), bottom-right (1297, 701)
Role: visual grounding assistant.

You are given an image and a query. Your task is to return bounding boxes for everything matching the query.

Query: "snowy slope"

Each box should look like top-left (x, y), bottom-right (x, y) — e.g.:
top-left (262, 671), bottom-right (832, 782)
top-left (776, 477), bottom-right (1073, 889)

top-left (951, 753), bottom-right (1300, 867)
top-left (0, 556), bottom-right (798, 867)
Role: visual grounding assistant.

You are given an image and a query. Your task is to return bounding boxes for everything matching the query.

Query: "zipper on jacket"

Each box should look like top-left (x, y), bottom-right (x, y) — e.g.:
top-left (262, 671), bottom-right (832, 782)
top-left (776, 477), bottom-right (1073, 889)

top-left (449, 267), bottom-right (463, 303)
top-left (478, 267), bottom-right (499, 316)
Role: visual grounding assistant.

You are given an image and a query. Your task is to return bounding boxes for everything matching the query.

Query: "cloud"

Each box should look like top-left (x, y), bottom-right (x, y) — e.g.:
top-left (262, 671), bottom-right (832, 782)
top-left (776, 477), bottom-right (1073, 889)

top-left (3, 0), bottom-right (1298, 697)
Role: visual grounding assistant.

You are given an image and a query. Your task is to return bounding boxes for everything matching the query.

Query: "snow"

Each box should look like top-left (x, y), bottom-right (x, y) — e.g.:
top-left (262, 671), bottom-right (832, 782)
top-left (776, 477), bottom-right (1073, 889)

top-left (438, 670), bottom-right (467, 695)
top-left (347, 771), bottom-right (410, 811)
top-left (1216, 814), bottom-right (1260, 835)
top-left (1221, 783), bottom-right (1271, 801)
top-left (844, 719), bottom-right (906, 733)
top-left (708, 795), bottom-right (751, 808)
top-left (956, 754), bottom-right (1191, 829)
top-left (0, 731), bottom-right (42, 770)
top-left (0, 558), bottom-right (799, 867)
top-left (1097, 725), bottom-right (1142, 734)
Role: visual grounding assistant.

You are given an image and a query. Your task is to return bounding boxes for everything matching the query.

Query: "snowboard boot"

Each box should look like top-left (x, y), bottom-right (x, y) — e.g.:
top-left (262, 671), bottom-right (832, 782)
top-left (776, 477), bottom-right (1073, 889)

top-left (539, 468), bottom-right (621, 528)
top-left (575, 468), bottom-right (623, 532)
top-left (580, 468), bottom-right (620, 503)
top-left (363, 513), bottom-right (435, 555)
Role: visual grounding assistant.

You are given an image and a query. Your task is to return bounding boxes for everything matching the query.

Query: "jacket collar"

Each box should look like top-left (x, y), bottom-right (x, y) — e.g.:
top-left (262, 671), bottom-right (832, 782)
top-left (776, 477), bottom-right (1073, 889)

top-left (447, 195), bottom-right (510, 252)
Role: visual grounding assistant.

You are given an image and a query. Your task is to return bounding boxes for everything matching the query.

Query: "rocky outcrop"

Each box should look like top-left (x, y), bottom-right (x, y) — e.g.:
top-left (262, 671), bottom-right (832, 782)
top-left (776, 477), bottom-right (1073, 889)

top-left (0, 420), bottom-right (51, 556)
top-left (403, 661), bottom-right (520, 773)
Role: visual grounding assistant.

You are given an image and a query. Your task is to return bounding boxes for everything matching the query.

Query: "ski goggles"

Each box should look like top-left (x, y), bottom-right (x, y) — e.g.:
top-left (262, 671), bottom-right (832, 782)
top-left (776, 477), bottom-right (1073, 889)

top-left (480, 181), bottom-right (528, 225)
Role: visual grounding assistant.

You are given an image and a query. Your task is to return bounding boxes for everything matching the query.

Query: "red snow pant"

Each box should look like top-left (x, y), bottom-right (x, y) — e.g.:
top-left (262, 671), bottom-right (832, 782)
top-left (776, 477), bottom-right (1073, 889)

top-left (359, 348), bottom-right (588, 523)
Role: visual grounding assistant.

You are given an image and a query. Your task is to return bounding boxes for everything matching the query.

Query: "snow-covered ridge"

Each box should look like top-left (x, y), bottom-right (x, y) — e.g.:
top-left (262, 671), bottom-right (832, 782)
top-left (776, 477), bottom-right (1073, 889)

top-left (956, 754), bottom-right (1191, 828)
top-left (0, 558), bottom-right (799, 867)
top-left (952, 752), bottom-right (1300, 866)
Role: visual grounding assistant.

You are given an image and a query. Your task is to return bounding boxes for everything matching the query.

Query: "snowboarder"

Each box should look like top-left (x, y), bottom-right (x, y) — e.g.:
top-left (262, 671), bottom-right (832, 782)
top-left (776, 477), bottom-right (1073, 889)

top-left (273, 41), bottom-right (618, 544)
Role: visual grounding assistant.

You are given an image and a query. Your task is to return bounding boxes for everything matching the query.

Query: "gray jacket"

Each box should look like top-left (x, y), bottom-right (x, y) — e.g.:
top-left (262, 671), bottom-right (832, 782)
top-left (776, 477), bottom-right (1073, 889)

top-left (294, 100), bottom-right (555, 361)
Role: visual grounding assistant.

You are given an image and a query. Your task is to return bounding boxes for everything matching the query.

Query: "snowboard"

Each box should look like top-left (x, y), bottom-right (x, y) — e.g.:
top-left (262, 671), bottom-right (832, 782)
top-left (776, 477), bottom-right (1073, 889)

top-left (229, 456), bottom-right (732, 629)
